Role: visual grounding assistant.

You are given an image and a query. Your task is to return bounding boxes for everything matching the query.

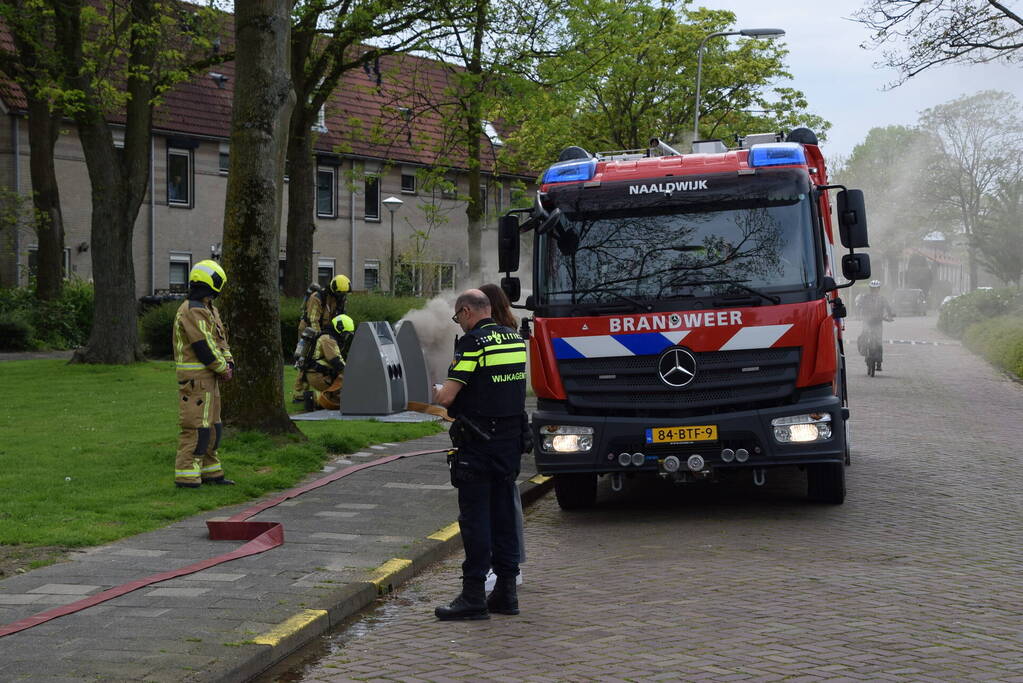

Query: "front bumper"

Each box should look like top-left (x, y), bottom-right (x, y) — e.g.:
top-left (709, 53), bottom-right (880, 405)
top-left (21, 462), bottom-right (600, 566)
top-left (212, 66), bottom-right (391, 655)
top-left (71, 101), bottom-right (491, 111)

top-left (532, 395), bottom-right (846, 475)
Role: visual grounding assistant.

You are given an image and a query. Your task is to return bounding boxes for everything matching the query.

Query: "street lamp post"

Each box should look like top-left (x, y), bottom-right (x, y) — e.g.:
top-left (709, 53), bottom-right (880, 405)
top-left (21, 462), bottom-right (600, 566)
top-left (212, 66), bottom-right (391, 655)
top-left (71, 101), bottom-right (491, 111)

top-left (693, 28), bottom-right (785, 143)
top-left (382, 195), bottom-right (404, 293)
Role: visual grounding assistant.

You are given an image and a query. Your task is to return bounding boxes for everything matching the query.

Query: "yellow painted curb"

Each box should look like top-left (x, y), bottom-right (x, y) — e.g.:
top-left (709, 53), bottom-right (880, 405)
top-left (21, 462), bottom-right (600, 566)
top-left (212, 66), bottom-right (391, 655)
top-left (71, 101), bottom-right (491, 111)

top-left (529, 474), bottom-right (552, 484)
top-left (367, 558), bottom-right (412, 589)
top-left (427, 522), bottom-right (460, 542)
top-left (251, 609), bottom-right (327, 647)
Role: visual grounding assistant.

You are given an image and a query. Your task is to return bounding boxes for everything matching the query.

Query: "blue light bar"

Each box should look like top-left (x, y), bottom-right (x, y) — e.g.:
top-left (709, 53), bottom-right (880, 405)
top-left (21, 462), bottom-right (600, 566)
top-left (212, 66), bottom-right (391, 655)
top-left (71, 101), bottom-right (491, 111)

top-left (542, 158), bottom-right (597, 184)
top-left (748, 142), bottom-right (806, 168)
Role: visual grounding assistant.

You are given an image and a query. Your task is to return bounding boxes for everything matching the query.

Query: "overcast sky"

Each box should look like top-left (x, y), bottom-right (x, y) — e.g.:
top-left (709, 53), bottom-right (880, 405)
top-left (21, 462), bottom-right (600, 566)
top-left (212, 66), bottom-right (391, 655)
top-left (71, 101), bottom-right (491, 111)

top-left (696, 0), bottom-right (1023, 159)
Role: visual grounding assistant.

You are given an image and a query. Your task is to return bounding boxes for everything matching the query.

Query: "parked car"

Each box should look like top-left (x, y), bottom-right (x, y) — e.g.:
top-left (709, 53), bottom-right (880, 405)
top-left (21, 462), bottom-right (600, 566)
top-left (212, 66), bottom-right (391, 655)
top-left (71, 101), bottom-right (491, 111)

top-left (941, 294), bottom-right (961, 308)
top-left (893, 288), bottom-right (927, 316)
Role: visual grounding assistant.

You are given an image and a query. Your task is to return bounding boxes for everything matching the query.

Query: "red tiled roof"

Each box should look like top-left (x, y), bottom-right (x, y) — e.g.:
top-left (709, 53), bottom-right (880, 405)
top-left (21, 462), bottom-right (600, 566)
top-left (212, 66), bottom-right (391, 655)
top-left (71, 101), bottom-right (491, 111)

top-left (2, 11), bottom-right (526, 177)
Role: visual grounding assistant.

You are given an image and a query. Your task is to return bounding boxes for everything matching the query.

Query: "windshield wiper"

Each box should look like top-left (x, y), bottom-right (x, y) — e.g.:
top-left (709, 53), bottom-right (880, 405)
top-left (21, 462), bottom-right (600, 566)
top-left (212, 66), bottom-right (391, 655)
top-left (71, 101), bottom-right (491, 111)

top-left (549, 287), bottom-right (653, 312)
top-left (666, 279), bottom-right (780, 305)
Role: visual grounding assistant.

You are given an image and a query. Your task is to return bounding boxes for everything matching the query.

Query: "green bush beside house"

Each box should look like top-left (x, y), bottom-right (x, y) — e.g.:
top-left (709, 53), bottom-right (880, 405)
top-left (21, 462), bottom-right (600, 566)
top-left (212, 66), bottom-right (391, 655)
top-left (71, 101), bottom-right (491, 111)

top-left (0, 279), bottom-right (94, 351)
top-left (963, 316), bottom-right (1023, 379)
top-left (142, 292), bottom-right (426, 359)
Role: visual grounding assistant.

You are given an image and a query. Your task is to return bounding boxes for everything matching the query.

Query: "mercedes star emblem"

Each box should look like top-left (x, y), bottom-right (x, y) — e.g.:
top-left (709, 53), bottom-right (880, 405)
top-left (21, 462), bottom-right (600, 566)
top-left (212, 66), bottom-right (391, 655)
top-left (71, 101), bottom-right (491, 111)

top-left (657, 346), bottom-right (697, 387)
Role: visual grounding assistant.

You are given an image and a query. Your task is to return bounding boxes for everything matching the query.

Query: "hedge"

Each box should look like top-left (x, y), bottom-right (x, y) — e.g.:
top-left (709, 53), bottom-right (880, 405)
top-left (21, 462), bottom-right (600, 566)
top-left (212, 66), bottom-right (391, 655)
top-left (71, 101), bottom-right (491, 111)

top-left (0, 279), bottom-right (94, 350)
top-left (141, 292), bottom-right (427, 359)
top-left (962, 315), bottom-right (1023, 380)
top-left (937, 288), bottom-right (1021, 339)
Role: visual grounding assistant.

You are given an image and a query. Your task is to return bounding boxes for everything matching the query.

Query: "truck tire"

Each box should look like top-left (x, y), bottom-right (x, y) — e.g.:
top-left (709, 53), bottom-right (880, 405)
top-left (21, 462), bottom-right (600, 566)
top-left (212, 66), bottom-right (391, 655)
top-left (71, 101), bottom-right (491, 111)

top-left (554, 473), bottom-right (597, 510)
top-left (807, 463), bottom-right (846, 504)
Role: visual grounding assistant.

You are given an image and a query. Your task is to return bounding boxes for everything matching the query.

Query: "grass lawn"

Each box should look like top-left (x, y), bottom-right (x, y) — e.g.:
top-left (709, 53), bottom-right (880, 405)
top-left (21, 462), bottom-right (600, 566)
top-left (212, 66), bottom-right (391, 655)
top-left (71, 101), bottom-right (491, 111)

top-left (0, 359), bottom-right (442, 551)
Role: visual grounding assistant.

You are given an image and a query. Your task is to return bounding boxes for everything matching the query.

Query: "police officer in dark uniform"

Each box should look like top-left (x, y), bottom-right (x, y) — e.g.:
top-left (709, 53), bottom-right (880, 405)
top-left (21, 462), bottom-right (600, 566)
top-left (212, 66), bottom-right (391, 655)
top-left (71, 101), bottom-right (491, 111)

top-left (433, 289), bottom-right (528, 621)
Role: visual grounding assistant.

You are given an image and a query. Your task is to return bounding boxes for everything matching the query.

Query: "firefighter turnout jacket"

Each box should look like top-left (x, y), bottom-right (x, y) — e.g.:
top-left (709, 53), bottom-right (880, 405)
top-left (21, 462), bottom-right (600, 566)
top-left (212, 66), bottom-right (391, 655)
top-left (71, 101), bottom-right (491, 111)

top-left (174, 299), bottom-right (233, 380)
top-left (310, 333), bottom-right (344, 379)
top-left (300, 291), bottom-right (337, 333)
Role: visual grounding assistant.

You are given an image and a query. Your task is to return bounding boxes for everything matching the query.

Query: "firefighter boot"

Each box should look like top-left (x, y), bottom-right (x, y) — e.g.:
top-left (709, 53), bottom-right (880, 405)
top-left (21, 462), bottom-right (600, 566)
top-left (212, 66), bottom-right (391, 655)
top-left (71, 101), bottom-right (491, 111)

top-left (435, 578), bottom-right (489, 621)
top-left (486, 575), bottom-right (519, 615)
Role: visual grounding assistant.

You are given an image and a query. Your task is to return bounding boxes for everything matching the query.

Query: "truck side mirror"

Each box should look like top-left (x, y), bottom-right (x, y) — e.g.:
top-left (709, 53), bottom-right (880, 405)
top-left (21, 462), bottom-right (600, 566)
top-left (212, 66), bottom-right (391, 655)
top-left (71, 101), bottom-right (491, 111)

top-left (501, 276), bottom-right (521, 303)
top-left (498, 214), bottom-right (520, 273)
top-left (841, 253), bottom-right (871, 281)
top-left (837, 189), bottom-right (869, 249)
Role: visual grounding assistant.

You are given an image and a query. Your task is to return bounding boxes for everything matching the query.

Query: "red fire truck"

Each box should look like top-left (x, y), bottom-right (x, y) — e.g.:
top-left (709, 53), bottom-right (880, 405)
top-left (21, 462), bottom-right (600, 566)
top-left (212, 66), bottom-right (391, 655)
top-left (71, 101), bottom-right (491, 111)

top-left (497, 128), bottom-right (871, 509)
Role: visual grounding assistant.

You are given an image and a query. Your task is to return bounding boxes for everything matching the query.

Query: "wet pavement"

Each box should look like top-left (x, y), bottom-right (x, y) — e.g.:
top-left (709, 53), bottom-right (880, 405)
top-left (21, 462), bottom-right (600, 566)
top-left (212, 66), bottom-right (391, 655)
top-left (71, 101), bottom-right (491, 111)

top-left (265, 312), bottom-right (1023, 682)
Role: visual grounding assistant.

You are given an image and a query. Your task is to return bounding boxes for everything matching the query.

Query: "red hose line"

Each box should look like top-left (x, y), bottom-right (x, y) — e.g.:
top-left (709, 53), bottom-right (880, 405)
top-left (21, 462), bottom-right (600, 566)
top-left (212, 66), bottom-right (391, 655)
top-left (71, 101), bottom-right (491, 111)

top-left (0, 447), bottom-right (449, 639)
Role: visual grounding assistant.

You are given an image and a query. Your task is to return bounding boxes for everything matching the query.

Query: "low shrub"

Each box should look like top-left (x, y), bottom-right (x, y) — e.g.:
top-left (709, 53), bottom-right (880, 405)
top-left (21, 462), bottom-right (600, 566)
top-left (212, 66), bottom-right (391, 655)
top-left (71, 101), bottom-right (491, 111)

top-left (140, 292), bottom-right (428, 360)
top-left (0, 279), bottom-right (94, 349)
top-left (280, 292), bottom-right (426, 358)
top-left (140, 300), bottom-right (182, 358)
top-left (963, 315), bottom-right (1023, 379)
top-left (0, 313), bottom-right (35, 351)
top-left (937, 288), bottom-right (1017, 339)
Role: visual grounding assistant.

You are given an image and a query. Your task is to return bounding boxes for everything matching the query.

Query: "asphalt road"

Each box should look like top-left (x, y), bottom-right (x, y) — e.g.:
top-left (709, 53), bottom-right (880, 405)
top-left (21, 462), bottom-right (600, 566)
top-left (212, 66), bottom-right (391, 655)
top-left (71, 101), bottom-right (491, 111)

top-left (263, 311), bottom-right (1023, 682)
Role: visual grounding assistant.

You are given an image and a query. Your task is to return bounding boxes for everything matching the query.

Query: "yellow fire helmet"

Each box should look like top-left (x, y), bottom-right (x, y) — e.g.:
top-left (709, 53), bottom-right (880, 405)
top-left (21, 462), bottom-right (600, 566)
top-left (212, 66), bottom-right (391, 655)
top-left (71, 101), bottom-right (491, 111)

top-left (329, 274), bottom-right (351, 295)
top-left (331, 314), bottom-right (355, 335)
top-left (189, 260), bottom-right (227, 293)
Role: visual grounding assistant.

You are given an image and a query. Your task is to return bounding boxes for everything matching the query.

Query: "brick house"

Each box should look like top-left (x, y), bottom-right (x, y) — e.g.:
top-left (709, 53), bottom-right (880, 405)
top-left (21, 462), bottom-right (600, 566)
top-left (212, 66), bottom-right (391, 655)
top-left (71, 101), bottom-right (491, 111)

top-left (0, 45), bottom-right (536, 297)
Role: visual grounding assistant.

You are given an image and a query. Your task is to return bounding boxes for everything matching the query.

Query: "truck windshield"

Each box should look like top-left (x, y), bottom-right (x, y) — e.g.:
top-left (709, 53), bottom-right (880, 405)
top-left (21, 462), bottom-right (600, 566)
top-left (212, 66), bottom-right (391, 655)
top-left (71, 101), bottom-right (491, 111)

top-left (538, 193), bottom-right (818, 306)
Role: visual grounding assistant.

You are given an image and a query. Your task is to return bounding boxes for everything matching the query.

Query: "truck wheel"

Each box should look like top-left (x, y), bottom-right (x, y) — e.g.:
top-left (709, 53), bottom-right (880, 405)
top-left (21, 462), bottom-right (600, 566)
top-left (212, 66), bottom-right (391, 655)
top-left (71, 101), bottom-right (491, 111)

top-left (807, 463), bottom-right (846, 504)
top-left (553, 473), bottom-right (597, 510)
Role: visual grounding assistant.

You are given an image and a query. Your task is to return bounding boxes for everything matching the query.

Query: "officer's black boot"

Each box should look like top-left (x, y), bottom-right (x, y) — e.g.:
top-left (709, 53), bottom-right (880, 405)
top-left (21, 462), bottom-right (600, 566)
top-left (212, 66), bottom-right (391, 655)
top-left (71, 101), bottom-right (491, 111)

top-left (435, 578), bottom-right (489, 621)
top-left (486, 575), bottom-right (519, 615)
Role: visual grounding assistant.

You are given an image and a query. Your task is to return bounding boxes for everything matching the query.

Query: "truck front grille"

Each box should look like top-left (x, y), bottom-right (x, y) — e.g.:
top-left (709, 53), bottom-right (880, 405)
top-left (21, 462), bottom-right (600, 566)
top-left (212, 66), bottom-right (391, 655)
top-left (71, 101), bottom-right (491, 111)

top-left (557, 347), bottom-right (801, 416)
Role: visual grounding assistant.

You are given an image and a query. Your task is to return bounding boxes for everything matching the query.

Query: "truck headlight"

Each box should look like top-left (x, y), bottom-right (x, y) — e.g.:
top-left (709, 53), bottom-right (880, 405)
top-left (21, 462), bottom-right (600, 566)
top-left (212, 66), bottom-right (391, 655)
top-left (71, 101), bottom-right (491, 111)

top-left (541, 425), bottom-right (594, 453)
top-left (771, 413), bottom-right (832, 443)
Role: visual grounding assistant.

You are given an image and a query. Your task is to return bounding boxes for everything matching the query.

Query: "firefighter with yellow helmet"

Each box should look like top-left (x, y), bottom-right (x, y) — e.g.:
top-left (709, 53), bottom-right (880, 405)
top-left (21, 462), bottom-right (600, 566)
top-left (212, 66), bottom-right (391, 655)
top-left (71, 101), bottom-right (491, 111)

top-left (302, 313), bottom-right (355, 410)
top-left (172, 260), bottom-right (235, 488)
top-left (292, 274), bottom-right (351, 402)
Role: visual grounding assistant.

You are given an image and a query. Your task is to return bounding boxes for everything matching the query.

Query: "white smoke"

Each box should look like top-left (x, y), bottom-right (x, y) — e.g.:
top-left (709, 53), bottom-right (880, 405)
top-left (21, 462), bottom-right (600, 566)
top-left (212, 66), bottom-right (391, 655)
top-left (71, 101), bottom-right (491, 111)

top-left (400, 292), bottom-right (459, 386)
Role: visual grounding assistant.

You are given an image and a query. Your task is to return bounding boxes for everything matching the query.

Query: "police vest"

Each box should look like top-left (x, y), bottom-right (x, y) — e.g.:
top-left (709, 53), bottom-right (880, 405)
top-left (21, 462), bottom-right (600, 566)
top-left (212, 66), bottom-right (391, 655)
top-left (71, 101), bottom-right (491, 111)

top-left (447, 319), bottom-right (527, 419)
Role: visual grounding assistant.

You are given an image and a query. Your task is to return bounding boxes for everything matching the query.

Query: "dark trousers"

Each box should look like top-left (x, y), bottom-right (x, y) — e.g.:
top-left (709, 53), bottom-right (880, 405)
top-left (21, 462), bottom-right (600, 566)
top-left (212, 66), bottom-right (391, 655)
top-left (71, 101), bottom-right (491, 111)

top-left (457, 471), bottom-right (521, 582)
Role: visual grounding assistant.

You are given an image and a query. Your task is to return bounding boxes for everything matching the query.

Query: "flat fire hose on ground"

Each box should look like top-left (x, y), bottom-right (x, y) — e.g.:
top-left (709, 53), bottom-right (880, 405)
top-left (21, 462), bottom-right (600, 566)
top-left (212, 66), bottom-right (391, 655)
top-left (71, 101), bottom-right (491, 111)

top-left (0, 441), bottom-right (450, 639)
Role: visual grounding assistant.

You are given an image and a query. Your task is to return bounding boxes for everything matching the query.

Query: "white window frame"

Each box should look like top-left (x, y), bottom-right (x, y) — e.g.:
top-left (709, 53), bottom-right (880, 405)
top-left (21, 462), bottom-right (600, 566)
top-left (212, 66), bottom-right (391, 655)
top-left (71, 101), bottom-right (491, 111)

top-left (218, 142), bottom-right (230, 175)
top-left (401, 167), bottom-right (417, 194)
top-left (363, 259), bottom-right (380, 290)
top-left (169, 251), bottom-right (192, 293)
top-left (316, 166), bottom-right (337, 218)
top-left (26, 245), bottom-right (71, 279)
top-left (167, 147), bottom-right (193, 207)
top-left (317, 258), bottom-right (335, 289)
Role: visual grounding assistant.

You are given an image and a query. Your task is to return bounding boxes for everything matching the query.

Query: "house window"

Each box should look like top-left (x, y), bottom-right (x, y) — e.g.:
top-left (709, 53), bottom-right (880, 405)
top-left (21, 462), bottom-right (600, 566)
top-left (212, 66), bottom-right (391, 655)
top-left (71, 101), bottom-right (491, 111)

top-left (481, 182), bottom-right (489, 216)
top-left (169, 252), bottom-right (192, 293)
top-left (441, 176), bottom-right (457, 199)
top-left (167, 148), bottom-right (192, 207)
top-left (364, 175), bottom-right (380, 220)
top-left (316, 167), bottom-right (336, 218)
top-left (218, 143), bottom-right (229, 174)
top-left (363, 260), bottom-right (380, 290)
top-left (437, 263), bottom-right (455, 291)
top-left (317, 258), bottom-right (335, 289)
top-left (401, 173), bottom-right (416, 194)
top-left (26, 246), bottom-right (70, 278)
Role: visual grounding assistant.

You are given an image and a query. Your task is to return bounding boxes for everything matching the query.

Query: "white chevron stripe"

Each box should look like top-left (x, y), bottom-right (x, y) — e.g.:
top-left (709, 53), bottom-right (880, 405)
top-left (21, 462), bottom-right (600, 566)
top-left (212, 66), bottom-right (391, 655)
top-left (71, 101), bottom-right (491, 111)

top-left (719, 324), bottom-right (792, 351)
top-left (563, 335), bottom-right (632, 358)
top-left (662, 331), bottom-right (690, 345)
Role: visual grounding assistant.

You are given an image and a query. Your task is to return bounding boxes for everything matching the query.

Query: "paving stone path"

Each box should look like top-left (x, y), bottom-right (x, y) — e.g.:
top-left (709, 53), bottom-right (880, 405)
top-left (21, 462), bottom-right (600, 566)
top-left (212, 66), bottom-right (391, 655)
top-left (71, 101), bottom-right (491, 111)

top-left (278, 312), bottom-right (1023, 682)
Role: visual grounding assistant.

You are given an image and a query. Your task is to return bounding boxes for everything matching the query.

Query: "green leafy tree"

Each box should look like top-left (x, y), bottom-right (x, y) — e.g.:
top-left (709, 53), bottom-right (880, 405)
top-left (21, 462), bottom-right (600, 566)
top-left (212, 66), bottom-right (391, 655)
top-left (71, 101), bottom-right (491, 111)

top-left (855, 0), bottom-right (1023, 84)
top-left (833, 125), bottom-right (948, 282)
top-left (501, 0), bottom-right (829, 169)
top-left (974, 177), bottom-right (1023, 288)
top-left (281, 0), bottom-right (445, 297)
top-left (0, 0), bottom-right (66, 301)
top-left (45, 0), bottom-right (225, 364)
top-left (919, 91), bottom-right (1023, 290)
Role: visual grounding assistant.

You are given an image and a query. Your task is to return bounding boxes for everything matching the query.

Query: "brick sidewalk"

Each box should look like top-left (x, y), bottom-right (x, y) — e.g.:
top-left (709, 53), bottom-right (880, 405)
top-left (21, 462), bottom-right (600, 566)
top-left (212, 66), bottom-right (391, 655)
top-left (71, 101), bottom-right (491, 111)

top-left (0, 431), bottom-right (550, 681)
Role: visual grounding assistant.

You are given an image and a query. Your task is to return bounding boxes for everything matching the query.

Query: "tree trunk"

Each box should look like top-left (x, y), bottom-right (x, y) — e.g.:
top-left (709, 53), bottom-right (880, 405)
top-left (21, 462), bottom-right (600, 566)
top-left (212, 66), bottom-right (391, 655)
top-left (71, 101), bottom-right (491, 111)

top-left (283, 122), bottom-right (316, 298)
top-left (219, 0), bottom-right (299, 436)
top-left (463, 0), bottom-right (487, 285)
top-left (27, 96), bottom-right (65, 301)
